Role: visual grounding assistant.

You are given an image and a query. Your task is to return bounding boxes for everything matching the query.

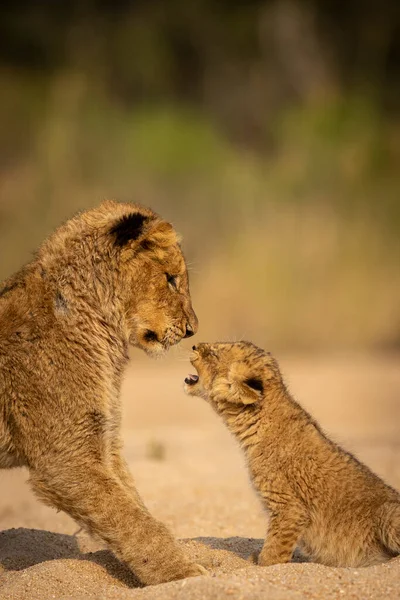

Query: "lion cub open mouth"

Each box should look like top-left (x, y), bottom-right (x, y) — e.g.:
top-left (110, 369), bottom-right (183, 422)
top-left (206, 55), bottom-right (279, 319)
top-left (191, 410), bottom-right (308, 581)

top-left (184, 345), bottom-right (203, 390)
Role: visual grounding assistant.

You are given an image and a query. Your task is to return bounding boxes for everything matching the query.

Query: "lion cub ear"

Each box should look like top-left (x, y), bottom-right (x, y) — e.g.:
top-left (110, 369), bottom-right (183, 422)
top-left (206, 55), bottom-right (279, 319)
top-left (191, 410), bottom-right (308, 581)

top-left (110, 213), bottom-right (179, 255)
top-left (228, 362), bottom-right (264, 405)
top-left (110, 212), bottom-right (151, 247)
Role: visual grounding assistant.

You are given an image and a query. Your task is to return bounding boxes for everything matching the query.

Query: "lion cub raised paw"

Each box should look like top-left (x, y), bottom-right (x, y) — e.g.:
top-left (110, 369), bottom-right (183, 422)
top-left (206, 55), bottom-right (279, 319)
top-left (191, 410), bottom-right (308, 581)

top-left (184, 341), bottom-right (400, 569)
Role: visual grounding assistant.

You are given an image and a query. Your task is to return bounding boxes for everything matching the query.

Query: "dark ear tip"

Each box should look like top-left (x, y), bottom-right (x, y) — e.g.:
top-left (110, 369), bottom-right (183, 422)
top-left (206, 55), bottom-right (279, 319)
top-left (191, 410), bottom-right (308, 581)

top-left (243, 377), bottom-right (264, 393)
top-left (110, 212), bottom-right (149, 247)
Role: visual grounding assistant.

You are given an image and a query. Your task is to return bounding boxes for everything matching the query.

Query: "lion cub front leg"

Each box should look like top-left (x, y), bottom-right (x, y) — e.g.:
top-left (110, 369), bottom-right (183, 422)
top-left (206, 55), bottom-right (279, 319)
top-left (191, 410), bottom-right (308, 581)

top-left (30, 459), bottom-right (205, 586)
top-left (109, 437), bottom-right (147, 507)
top-left (258, 506), bottom-right (308, 566)
top-left (107, 441), bottom-right (208, 579)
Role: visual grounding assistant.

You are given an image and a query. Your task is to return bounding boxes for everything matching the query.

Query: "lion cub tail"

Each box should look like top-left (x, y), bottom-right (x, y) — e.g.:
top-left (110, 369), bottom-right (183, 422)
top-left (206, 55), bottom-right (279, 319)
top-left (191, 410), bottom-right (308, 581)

top-left (378, 502), bottom-right (400, 554)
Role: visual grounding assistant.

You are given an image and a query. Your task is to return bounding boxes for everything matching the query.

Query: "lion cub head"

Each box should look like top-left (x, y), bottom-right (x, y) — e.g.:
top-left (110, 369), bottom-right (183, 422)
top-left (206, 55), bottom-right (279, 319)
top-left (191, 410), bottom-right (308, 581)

top-left (39, 200), bottom-right (198, 357)
top-left (107, 204), bottom-right (198, 356)
top-left (184, 342), bottom-right (282, 412)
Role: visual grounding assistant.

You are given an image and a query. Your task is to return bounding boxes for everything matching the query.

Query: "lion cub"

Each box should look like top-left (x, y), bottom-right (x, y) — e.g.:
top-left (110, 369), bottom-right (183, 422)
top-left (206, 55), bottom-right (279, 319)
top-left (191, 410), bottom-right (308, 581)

top-left (0, 201), bottom-right (204, 586)
top-left (184, 341), bottom-right (400, 568)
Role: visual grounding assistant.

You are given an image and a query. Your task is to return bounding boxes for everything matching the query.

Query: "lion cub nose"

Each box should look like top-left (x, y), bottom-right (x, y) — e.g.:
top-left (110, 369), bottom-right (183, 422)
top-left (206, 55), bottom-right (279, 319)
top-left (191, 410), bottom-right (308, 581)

top-left (184, 324), bottom-right (195, 338)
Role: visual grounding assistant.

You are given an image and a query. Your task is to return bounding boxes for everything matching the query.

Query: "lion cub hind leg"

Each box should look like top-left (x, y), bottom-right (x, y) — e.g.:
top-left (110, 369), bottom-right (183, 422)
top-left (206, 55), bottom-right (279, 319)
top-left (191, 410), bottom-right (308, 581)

top-left (258, 506), bottom-right (308, 567)
top-left (29, 464), bottom-right (205, 586)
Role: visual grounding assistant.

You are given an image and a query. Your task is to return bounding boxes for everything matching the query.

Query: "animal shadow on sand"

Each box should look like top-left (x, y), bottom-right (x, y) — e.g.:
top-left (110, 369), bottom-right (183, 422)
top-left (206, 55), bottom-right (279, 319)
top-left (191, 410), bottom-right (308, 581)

top-left (0, 530), bottom-right (306, 587)
top-left (187, 536), bottom-right (308, 568)
top-left (0, 528), bottom-right (141, 587)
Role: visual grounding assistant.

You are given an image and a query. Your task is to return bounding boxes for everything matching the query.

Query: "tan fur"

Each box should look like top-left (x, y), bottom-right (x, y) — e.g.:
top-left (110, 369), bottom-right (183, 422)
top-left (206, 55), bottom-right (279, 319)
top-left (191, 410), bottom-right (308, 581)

top-left (0, 200), bottom-right (206, 585)
top-left (185, 341), bottom-right (400, 568)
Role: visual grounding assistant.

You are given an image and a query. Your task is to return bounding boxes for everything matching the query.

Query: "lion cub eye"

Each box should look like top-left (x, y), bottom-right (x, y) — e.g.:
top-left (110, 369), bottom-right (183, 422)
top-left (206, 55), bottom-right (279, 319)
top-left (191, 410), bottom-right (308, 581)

top-left (166, 273), bottom-right (178, 290)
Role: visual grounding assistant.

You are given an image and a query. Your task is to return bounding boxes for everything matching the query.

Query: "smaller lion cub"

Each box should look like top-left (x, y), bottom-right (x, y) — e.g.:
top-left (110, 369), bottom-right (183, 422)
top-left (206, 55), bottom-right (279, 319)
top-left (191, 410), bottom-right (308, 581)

top-left (184, 342), bottom-right (400, 568)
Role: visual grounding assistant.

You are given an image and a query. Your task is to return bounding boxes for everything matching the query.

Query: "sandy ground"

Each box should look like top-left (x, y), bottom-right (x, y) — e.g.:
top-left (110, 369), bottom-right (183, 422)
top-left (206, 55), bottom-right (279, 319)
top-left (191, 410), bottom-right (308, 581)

top-left (1, 352), bottom-right (400, 599)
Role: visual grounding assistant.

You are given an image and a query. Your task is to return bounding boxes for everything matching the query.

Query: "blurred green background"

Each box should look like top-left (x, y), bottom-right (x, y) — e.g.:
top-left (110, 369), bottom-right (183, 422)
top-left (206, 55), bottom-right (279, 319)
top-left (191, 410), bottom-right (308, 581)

top-left (0, 0), bottom-right (399, 352)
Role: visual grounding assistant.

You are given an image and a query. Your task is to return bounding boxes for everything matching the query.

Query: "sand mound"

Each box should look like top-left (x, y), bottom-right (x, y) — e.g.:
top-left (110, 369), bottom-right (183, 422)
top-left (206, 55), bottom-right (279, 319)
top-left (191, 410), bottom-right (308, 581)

top-left (1, 528), bottom-right (399, 600)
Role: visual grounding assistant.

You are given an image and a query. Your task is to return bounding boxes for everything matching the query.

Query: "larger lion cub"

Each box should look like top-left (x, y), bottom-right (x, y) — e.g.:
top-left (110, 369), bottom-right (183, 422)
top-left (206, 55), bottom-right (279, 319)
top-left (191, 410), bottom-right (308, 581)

top-left (184, 341), bottom-right (400, 568)
top-left (0, 201), bottom-right (205, 586)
